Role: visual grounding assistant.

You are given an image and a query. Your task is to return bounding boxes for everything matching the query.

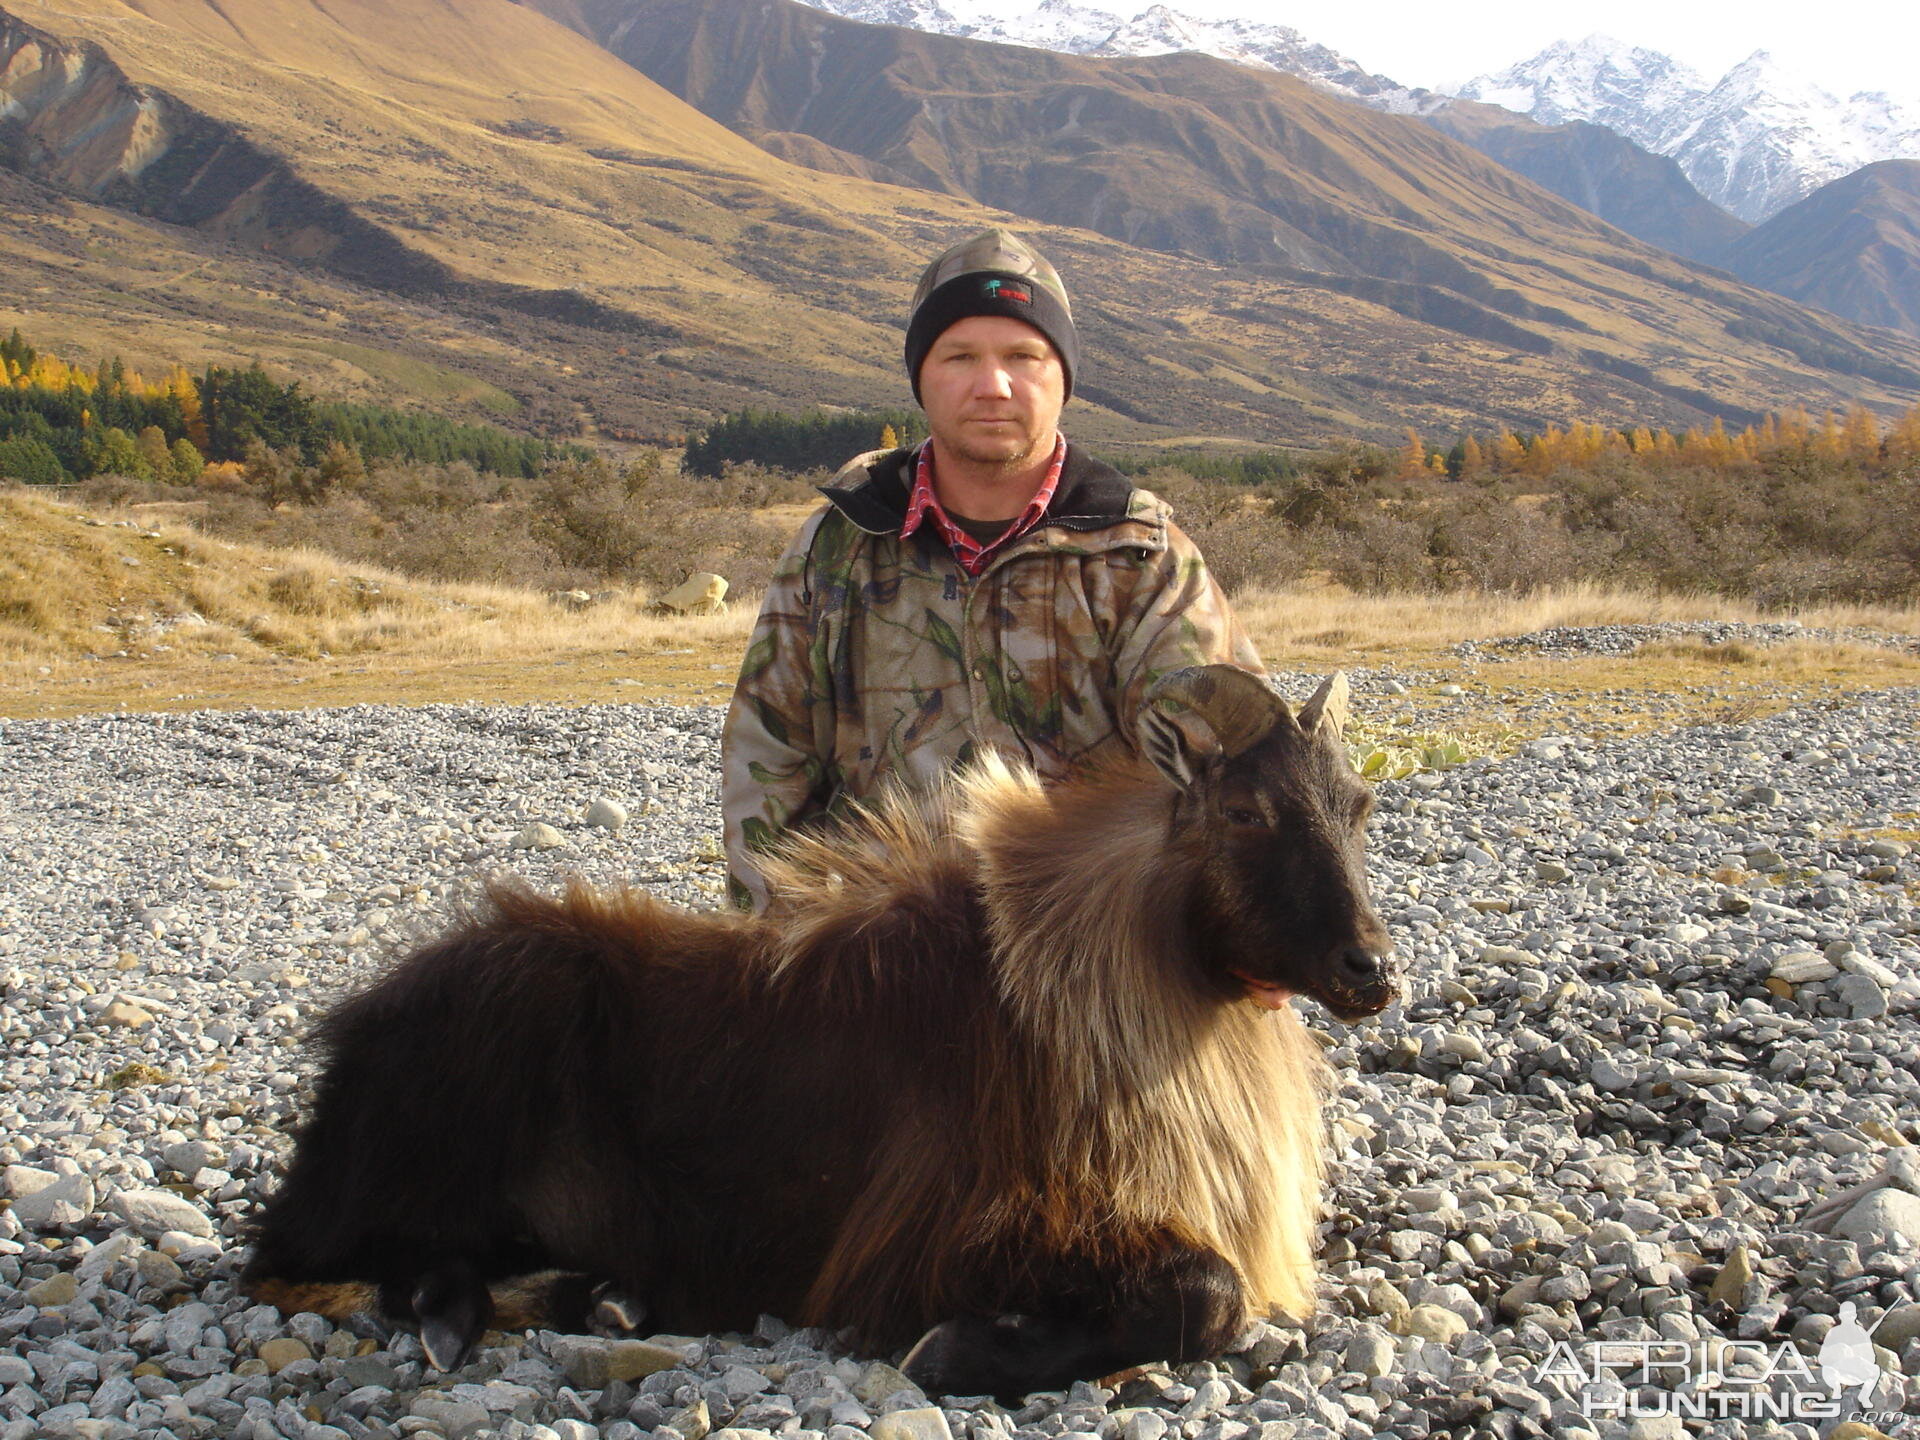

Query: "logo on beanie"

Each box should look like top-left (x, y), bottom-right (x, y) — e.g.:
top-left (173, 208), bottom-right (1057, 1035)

top-left (982, 278), bottom-right (1032, 304)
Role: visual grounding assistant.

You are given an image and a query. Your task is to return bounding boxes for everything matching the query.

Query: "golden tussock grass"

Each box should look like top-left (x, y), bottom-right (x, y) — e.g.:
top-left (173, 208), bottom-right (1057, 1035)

top-left (6, 488), bottom-right (1919, 721)
top-left (1235, 579), bottom-right (1920, 667)
top-left (0, 489), bottom-right (752, 667)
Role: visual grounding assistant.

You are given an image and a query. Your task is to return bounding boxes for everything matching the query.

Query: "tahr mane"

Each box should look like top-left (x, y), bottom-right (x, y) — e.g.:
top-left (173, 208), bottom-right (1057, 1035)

top-left (758, 751), bottom-right (1331, 1320)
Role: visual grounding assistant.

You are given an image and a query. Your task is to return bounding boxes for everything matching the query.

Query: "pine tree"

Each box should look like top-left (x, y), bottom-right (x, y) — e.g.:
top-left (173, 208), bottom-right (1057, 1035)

top-left (1705, 418), bottom-right (1734, 467)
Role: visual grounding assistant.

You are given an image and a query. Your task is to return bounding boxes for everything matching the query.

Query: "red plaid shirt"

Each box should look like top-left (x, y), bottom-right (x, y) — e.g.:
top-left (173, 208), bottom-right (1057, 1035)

top-left (900, 435), bottom-right (1066, 577)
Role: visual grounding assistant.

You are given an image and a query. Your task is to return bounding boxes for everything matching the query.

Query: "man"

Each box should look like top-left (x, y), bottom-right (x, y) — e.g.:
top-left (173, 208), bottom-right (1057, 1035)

top-left (721, 228), bottom-right (1260, 911)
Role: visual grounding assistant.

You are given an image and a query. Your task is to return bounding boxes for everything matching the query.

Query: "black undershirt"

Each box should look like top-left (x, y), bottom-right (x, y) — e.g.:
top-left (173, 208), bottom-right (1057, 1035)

top-left (945, 511), bottom-right (1017, 545)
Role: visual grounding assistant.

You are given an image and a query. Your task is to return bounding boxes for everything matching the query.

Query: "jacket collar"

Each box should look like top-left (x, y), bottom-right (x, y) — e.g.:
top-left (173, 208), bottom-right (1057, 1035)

top-left (820, 442), bottom-right (1147, 539)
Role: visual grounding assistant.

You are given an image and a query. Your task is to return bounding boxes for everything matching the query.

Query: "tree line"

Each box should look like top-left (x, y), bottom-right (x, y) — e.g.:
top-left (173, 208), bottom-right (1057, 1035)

top-left (0, 330), bottom-right (578, 486)
top-left (1394, 404), bottom-right (1920, 481)
top-left (683, 407), bottom-right (928, 477)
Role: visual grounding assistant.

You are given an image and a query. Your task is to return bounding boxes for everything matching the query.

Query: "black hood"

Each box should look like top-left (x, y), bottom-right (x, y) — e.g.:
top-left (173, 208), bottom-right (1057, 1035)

top-left (819, 443), bottom-right (1138, 537)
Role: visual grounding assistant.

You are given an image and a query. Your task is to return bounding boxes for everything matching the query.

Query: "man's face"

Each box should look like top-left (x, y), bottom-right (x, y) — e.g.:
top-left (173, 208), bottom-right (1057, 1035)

top-left (917, 315), bottom-right (1066, 470)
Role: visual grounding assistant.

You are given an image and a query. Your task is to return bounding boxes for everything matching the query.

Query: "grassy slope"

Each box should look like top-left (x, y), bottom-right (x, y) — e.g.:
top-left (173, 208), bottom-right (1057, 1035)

top-left (7, 490), bottom-right (1918, 743)
top-left (4, 0), bottom-right (1919, 445)
top-left (0, 168), bottom-right (535, 415)
top-left (531, 0), bottom-right (1920, 427)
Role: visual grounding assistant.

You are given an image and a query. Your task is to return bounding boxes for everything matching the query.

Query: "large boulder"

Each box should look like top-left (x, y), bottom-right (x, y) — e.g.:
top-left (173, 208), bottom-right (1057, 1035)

top-left (653, 573), bottom-right (729, 615)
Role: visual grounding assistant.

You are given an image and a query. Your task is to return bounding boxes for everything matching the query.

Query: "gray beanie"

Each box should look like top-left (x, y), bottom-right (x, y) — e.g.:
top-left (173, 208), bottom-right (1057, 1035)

top-left (904, 229), bottom-right (1078, 402)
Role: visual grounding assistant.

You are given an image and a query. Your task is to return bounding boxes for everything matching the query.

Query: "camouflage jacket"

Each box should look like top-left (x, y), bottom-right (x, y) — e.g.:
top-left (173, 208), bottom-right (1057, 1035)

top-left (720, 443), bottom-right (1261, 910)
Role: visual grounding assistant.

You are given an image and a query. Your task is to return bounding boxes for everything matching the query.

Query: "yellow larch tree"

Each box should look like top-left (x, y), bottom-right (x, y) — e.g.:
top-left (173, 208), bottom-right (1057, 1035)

top-left (1494, 431), bottom-right (1526, 473)
top-left (1396, 427), bottom-right (1428, 480)
top-left (1458, 434), bottom-right (1484, 481)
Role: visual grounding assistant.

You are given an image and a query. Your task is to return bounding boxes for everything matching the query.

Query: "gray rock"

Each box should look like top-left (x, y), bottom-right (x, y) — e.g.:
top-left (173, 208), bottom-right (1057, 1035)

top-left (1769, 951), bottom-right (1836, 983)
top-left (869, 1409), bottom-right (954, 1440)
top-left (11, 1172), bottom-right (96, 1229)
top-left (1873, 1302), bottom-right (1920, 1350)
top-left (1829, 972), bottom-right (1888, 1019)
top-left (341, 1356), bottom-right (400, 1389)
top-left (411, 1391), bottom-right (493, 1439)
top-left (1345, 1327), bottom-right (1395, 1379)
top-left (162, 1301), bottom-right (217, 1354)
top-left (1590, 1057), bottom-right (1637, 1091)
top-left (585, 798), bottom-right (629, 830)
top-left (109, 1187), bottom-right (213, 1240)
top-left (1834, 1188), bottom-right (1920, 1246)
top-left (718, 1364), bottom-right (772, 1401)
top-left (548, 1335), bottom-right (611, 1389)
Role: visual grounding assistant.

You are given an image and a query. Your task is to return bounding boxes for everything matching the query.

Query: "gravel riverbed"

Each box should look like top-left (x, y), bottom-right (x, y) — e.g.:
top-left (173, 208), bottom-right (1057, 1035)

top-left (3, 640), bottom-right (1919, 1440)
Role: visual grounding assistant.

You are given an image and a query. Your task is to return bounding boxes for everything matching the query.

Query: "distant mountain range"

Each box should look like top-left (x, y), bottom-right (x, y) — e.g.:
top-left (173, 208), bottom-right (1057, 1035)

top-left (1455, 36), bottom-right (1920, 224)
top-left (791, 0), bottom-right (1428, 108)
top-left (1721, 160), bottom-right (1920, 339)
top-left (798, 4), bottom-right (1920, 228)
top-left (4, 0), bottom-right (1919, 448)
top-left (788, 1), bottom-right (1920, 338)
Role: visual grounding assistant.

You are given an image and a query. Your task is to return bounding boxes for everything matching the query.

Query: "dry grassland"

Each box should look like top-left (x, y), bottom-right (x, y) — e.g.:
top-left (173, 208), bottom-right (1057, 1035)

top-left (4, 489), bottom-right (1918, 734)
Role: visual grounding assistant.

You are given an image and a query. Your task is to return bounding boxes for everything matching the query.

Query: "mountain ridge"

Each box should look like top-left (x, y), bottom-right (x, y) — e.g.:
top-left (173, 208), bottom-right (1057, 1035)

top-left (1422, 100), bottom-right (1750, 266)
top-left (1721, 160), bottom-right (1920, 339)
top-left (5, 0), bottom-right (1920, 450)
top-left (1455, 35), bottom-right (1920, 223)
top-left (537, 0), bottom-right (1920, 405)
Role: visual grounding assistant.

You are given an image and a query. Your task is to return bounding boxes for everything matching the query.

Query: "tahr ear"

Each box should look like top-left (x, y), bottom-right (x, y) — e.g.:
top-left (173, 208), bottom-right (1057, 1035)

top-left (1295, 671), bottom-right (1351, 739)
top-left (1139, 665), bottom-right (1291, 790)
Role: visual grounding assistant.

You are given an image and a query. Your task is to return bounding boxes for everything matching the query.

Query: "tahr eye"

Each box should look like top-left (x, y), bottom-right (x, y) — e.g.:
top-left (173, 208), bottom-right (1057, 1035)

top-left (1225, 806), bottom-right (1263, 827)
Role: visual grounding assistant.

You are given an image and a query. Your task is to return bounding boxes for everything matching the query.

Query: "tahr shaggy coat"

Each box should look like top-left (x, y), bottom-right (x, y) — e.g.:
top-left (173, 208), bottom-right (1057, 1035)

top-left (244, 665), bottom-right (1398, 1398)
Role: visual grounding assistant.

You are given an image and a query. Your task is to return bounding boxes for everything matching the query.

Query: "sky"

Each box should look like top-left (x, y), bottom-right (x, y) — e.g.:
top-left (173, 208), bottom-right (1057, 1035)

top-left (1168, 0), bottom-right (1920, 102)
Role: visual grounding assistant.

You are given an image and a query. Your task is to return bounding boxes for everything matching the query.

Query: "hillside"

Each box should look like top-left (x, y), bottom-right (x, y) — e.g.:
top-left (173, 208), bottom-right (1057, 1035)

top-left (1722, 160), bottom-right (1920, 340)
top-left (2, 0), bottom-right (1919, 448)
top-left (1423, 100), bottom-right (1750, 266)
top-left (525, 0), bottom-right (1920, 420)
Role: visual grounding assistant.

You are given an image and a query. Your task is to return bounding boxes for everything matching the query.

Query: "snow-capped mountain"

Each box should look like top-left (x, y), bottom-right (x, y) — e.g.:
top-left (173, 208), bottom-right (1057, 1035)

top-left (1089, 6), bottom-right (1421, 109)
top-left (791, 0), bottom-right (1426, 109)
top-left (798, 4), bottom-right (1920, 224)
top-left (1455, 36), bottom-right (1920, 223)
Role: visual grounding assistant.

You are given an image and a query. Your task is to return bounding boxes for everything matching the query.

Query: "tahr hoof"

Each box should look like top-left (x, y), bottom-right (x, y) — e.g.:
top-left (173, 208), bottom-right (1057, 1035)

top-left (902, 1314), bottom-right (1080, 1404)
top-left (411, 1262), bottom-right (491, 1372)
top-left (591, 1283), bottom-right (646, 1335)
